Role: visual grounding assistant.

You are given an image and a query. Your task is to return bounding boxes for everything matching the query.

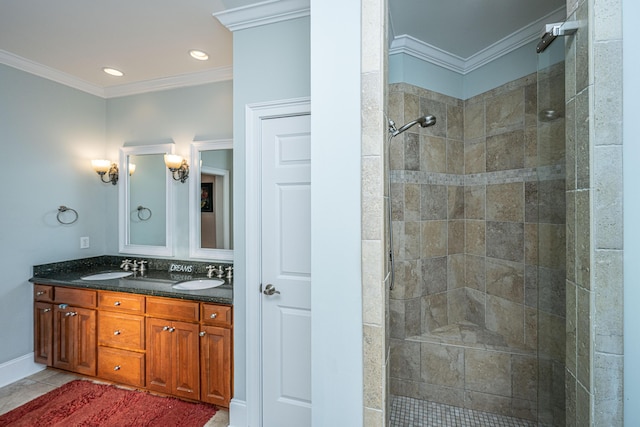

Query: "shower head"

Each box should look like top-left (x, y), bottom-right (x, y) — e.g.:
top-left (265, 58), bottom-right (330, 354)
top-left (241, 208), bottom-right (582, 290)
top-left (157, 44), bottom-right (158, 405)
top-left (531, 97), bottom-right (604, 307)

top-left (389, 115), bottom-right (437, 137)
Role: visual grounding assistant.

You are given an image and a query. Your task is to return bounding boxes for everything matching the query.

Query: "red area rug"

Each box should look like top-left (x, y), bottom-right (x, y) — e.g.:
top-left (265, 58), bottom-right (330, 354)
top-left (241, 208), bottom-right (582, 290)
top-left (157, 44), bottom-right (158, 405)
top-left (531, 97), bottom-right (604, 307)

top-left (0, 380), bottom-right (216, 426)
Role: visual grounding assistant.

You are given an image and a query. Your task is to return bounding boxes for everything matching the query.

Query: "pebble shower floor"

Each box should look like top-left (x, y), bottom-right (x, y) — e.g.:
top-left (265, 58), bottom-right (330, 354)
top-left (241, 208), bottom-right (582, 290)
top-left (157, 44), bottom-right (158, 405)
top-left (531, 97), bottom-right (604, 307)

top-left (390, 395), bottom-right (536, 427)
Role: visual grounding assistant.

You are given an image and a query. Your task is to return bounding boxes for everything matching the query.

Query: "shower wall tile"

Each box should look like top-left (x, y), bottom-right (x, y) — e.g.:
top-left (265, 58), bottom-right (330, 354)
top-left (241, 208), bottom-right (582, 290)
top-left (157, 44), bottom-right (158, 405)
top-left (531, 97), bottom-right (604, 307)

top-left (405, 297), bottom-right (422, 337)
top-left (465, 288), bottom-right (486, 327)
top-left (486, 221), bottom-right (524, 262)
top-left (447, 254), bottom-right (466, 290)
top-left (390, 339), bottom-right (421, 380)
top-left (465, 220), bottom-right (486, 256)
top-left (389, 299), bottom-right (406, 339)
top-left (448, 186), bottom-right (465, 219)
top-left (524, 265), bottom-right (538, 308)
top-left (524, 306), bottom-right (538, 350)
top-left (404, 132), bottom-right (420, 171)
top-left (576, 381), bottom-right (591, 426)
top-left (524, 223), bottom-right (538, 265)
top-left (566, 191), bottom-right (576, 282)
top-left (576, 285), bottom-right (591, 391)
top-left (539, 223), bottom-right (566, 270)
top-left (446, 288), bottom-right (467, 325)
top-left (464, 255), bottom-right (486, 292)
top-left (465, 348), bottom-right (512, 396)
top-left (593, 353), bottom-right (623, 426)
top-left (421, 220), bottom-right (447, 257)
top-left (485, 295), bottom-right (524, 346)
top-left (486, 182), bottom-right (524, 222)
top-left (538, 119), bottom-right (566, 167)
top-left (403, 183), bottom-right (420, 221)
top-left (403, 92), bottom-right (420, 127)
top-left (566, 280), bottom-right (577, 375)
top-left (464, 102), bottom-right (485, 140)
top-left (421, 293), bottom-right (448, 332)
top-left (575, 90), bottom-right (591, 190)
top-left (566, 372), bottom-right (577, 427)
top-left (464, 138), bottom-right (486, 175)
top-left (448, 220), bottom-right (464, 254)
top-left (421, 343), bottom-right (464, 388)
top-left (594, 145), bottom-right (623, 249)
top-left (422, 256), bottom-right (447, 295)
top-left (420, 185), bottom-right (448, 220)
top-left (511, 354), bottom-right (537, 402)
top-left (364, 324), bottom-right (384, 409)
top-left (575, 190), bottom-right (591, 289)
top-left (537, 267), bottom-right (567, 317)
top-left (447, 139), bottom-right (464, 174)
top-left (465, 391), bottom-right (514, 419)
top-left (391, 182), bottom-right (404, 221)
top-left (485, 258), bottom-right (524, 303)
top-left (389, 134), bottom-right (405, 171)
top-left (447, 104), bottom-right (464, 140)
top-left (485, 88), bottom-right (525, 136)
top-left (575, 2), bottom-right (590, 92)
top-left (486, 130), bottom-right (525, 172)
top-left (524, 126), bottom-right (538, 168)
top-left (538, 179), bottom-right (566, 224)
top-left (421, 135), bottom-right (446, 173)
top-left (594, 249), bottom-right (623, 354)
top-left (464, 185), bottom-right (486, 219)
top-left (524, 83), bottom-right (537, 128)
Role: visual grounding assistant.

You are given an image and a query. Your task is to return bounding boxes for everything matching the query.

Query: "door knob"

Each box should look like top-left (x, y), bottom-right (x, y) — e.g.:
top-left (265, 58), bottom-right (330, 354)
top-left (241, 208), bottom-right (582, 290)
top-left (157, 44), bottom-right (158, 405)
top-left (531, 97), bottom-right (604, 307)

top-left (263, 284), bottom-right (280, 296)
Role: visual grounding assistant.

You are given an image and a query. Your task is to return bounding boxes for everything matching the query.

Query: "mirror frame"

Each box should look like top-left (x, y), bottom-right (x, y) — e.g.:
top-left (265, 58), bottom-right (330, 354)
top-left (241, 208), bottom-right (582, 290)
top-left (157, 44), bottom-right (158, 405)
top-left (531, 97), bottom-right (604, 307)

top-left (119, 143), bottom-right (175, 256)
top-left (189, 139), bottom-right (233, 261)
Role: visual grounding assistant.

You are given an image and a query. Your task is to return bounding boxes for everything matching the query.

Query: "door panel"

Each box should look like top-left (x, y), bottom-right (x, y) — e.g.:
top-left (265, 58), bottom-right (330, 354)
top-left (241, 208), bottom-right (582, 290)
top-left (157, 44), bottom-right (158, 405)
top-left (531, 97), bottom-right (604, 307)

top-left (261, 114), bottom-right (312, 427)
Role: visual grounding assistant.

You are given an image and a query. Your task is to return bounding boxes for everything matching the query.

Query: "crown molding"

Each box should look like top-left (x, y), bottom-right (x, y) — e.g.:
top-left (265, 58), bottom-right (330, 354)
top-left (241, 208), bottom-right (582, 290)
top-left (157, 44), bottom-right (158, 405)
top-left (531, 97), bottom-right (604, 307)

top-left (0, 49), bottom-right (232, 99)
top-left (389, 6), bottom-right (566, 75)
top-left (104, 66), bottom-right (233, 98)
top-left (213, 0), bottom-right (310, 32)
top-left (0, 49), bottom-right (105, 97)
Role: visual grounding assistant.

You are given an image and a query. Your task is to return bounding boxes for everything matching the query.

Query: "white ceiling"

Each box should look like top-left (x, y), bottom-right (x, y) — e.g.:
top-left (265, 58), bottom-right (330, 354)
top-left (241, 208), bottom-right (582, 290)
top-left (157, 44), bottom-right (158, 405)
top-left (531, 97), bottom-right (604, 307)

top-left (0, 0), bottom-right (565, 95)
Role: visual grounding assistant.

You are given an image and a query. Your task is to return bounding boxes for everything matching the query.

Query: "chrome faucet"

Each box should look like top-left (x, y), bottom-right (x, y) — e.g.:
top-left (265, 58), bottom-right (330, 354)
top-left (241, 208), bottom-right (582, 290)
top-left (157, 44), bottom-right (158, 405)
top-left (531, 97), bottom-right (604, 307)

top-left (225, 266), bottom-right (233, 280)
top-left (120, 259), bottom-right (134, 271)
top-left (206, 265), bottom-right (218, 278)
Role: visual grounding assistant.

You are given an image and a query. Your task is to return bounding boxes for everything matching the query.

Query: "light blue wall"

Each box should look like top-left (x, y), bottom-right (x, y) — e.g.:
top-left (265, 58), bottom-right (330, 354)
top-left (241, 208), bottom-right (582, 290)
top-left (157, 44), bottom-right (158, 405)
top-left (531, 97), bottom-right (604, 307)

top-left (0, 64), bottom-right (107, 365)
top-left (105, 82), bottom-right (233, 258)
top-left (623, 0), bottom-right (640, 423)
top-left (389, 40), bottom-right (552, 100)
top-left (231, 16), bottom-right (310, 404)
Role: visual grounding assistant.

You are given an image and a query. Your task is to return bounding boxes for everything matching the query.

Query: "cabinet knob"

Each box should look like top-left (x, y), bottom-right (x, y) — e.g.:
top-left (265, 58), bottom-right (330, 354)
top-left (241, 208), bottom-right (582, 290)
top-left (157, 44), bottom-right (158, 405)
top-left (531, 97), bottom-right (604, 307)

top-left (114, 330), bottom-right (121, 336)
top-left (163, 326), bottom-right (170, 331)
top-left (65, 311), bottom-right (77, 317)
top-left (210, 313), bottom-right (218, 319)
top-left (169, 327), bottom-right (175, 333)
top-left (43, 308), bottom-right (51, 313)
top-left (36, 291), bottom-right (45, 296)
top-left (114, 365), bottom-right (121, 371)
top-left (199, 331), bottom-right (206, 337)
top-left (114, 301), bottom-right (121, 306)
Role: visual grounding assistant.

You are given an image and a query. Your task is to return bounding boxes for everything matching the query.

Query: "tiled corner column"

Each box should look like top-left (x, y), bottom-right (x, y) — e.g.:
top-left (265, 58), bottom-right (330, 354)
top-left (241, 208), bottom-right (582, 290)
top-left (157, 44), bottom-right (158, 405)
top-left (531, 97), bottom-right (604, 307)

top-left (361, 0), bottom-right (389, 426)
top-left (564, 0), bottom-right (624, 425)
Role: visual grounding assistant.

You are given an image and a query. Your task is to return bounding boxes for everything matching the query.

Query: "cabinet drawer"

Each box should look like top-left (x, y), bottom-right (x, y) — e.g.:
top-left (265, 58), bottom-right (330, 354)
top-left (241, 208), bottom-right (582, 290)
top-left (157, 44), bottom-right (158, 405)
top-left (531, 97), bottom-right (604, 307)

top-left (54, 287), bottom-right (97, 308)
top-left (98, 347), bottom-right (145, 388)
top-left (99, 291), bottom-right (145, 314)
top-left (98, 312), bottom-right (145, 351)
top-left (201, 304), bottom-right (232, 327)
top-left (146, 297), bottom-right (199, 322)
top-left (34, 284), bottom-right (53, 302)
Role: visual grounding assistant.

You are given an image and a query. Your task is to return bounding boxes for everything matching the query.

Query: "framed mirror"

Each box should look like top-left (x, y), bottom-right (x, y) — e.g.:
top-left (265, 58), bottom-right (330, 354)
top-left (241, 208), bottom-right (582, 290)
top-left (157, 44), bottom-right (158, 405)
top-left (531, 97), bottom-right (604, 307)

top-left (119, 143), bottom-right (174, 256)
top-left (189, 139), bottom-right (233, 260)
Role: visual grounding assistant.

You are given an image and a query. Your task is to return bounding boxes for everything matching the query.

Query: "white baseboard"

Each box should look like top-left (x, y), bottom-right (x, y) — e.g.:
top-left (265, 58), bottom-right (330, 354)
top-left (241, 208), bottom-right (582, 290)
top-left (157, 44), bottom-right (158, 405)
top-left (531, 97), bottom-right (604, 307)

top-left (0, 353), bottom-right (46, 388)
top-left (229, 398), bottom-right (248, 427)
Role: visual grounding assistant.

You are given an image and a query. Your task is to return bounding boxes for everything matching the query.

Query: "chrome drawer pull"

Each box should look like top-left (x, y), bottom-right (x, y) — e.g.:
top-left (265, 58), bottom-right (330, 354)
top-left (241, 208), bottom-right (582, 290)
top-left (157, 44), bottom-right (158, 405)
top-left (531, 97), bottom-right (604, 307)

top-left (43, 308), bottom-right (51, 313)
top-left (114, 330), bottom-right (121, 335)
top-left (36, 291), bottom-right (45, 296)
top-left (210, 313), bottom-right (218, 319)
top-left (114, 365), bottom-right (121, 371)
top-left (114, 301), bottom-right (121, 306)
top-left (199, 331), bottom-right (206, 337)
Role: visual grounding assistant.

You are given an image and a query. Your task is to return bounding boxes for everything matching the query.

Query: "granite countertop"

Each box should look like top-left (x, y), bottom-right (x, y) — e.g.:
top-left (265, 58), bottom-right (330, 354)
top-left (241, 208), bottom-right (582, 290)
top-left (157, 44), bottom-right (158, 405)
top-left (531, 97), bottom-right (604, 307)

top-left (30, 255), bottom-right (233, 305)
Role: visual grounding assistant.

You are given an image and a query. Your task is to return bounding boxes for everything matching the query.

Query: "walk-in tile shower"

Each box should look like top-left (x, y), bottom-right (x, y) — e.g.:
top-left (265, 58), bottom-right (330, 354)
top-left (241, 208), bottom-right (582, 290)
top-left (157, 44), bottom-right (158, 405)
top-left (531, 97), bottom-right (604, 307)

top-left (387, 52), bottom-right (566, 425)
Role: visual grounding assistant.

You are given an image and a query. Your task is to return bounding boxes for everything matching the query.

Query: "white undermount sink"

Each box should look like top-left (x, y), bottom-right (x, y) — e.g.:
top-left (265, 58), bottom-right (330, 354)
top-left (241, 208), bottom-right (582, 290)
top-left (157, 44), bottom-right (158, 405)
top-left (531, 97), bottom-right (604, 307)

top-left (172, 279), bottom-right (225, 290)
top-left (81, 271), bottom-right (133, 280)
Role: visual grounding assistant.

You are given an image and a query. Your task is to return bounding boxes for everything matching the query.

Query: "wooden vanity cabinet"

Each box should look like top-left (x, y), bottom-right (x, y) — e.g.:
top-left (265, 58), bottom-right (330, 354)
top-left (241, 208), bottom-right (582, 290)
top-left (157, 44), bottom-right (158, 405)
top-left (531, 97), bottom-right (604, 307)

top-left (200, 303), bottom-right (233, 406)
top-left (97, 291), bottom-right (146, 388)
top-left (34, 285), bottom-right (54, 365)
top-left (52, 301), bottom-right (97, 376)
top-left (146, 297), bottom-right (200, 400)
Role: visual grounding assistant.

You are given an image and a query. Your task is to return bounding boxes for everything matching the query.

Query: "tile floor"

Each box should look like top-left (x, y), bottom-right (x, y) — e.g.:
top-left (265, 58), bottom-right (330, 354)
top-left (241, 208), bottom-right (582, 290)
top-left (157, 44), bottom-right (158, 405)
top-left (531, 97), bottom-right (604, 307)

top-left (0, 368), bottom-right (228, 427)
top-left (390, 395), bottom-right (536, 427)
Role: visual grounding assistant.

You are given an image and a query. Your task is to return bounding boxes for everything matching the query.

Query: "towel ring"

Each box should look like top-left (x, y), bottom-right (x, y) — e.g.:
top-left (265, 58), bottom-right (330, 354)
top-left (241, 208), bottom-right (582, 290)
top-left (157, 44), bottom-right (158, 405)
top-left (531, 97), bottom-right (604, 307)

top-left (57, 206), bottom-right (78, 225)
top-left (137, 205), bottom-right (152, 221)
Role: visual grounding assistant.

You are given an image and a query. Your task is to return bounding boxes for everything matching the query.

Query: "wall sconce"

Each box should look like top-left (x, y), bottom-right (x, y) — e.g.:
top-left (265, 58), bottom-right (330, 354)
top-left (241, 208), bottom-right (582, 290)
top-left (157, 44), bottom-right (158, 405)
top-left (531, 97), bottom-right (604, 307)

top-left (164, 154), bottom-right (189, 183)
top-left (91, 160), bottom-right (119, 185)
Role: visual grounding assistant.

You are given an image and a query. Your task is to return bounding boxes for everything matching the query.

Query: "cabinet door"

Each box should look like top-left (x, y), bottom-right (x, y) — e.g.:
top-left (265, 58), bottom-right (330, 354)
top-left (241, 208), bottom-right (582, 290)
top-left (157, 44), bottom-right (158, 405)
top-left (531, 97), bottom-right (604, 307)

top-left (34, 302), bottom-right (53, 365)
top-left (146, 317), bottom-right (174, 395)
top-left (74, 307), bottom-right (97, 376)
top-left (173, 321), bottom-right (200, 400)
top-left (53, 305), bottom-right (74, 371)
top-left (200, 325), bottom-right (232, 406)
top-left (52, 305), bottom-right (96, 375)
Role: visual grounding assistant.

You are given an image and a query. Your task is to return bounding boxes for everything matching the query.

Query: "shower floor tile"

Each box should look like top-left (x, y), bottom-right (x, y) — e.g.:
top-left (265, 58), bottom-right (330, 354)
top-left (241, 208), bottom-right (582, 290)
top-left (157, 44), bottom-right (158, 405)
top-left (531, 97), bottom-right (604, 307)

top-left (390, 395), bottom-right (536, 427)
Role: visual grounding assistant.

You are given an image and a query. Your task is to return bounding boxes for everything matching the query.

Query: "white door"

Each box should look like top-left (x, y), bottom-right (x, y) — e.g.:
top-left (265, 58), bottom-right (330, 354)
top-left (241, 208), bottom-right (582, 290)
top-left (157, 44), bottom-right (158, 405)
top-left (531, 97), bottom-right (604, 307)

top-left (260, 113), bottom-right (312, 427)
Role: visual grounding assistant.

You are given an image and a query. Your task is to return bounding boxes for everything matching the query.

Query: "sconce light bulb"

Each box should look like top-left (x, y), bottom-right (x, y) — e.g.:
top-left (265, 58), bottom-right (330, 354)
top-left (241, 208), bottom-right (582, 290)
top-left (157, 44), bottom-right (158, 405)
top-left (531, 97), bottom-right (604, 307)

top-left (164, 154), bottom-right (184, 170)
top-left (129, 163), bottom-right (136, 176)
top-left (91, 159), bottom-right (112, 173)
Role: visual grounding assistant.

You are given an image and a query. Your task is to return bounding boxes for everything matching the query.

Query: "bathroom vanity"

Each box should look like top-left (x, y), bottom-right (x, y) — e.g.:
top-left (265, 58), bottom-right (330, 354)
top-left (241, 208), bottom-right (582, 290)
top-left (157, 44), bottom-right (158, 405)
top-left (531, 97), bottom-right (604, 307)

top-left (31, 256), bottom-right (233, 407)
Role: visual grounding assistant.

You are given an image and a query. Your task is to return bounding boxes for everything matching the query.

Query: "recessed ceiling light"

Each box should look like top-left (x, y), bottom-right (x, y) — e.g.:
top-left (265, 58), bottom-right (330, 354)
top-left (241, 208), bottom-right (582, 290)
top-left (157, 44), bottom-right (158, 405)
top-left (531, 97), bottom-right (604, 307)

top-left (189, 50), bottom-right (209, 61)
top-left (102, 67), bottom-right (124, 77)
